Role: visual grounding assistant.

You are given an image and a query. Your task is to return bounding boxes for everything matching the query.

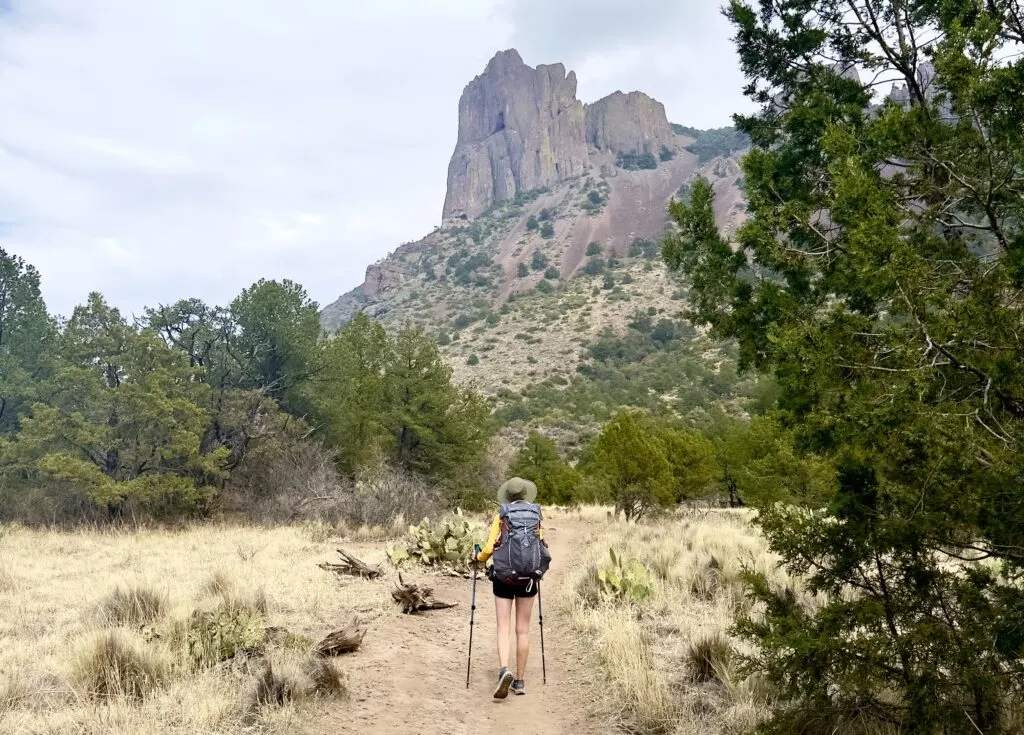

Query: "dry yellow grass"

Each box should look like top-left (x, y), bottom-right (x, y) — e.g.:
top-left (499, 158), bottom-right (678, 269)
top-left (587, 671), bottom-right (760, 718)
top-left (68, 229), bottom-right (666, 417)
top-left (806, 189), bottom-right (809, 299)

top-left (560, 508), bottom-right (813, 735)
top-left (0, 522), bottom-right (384, 734)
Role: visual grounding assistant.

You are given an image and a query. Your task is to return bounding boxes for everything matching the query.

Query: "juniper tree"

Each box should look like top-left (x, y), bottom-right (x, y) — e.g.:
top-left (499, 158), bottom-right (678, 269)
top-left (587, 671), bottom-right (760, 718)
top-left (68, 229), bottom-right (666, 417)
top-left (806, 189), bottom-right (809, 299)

top-left (663, 2), bottom-right (1024, 731)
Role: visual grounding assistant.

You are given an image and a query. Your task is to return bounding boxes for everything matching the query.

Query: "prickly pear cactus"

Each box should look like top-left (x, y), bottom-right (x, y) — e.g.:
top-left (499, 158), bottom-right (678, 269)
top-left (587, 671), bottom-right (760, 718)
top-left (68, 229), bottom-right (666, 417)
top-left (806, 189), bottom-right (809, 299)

top-left (386, 509), bottom-right (480, 573)
top-left (595, 547), bottom-right (652, 602)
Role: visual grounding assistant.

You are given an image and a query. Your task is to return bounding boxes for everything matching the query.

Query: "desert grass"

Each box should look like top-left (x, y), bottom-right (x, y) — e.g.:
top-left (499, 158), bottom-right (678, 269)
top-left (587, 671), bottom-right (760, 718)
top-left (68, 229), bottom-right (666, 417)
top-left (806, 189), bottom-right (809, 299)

top-left (561, 508), bottom-right (812, 735)
top-left (0, 522), bottom-right (383, 734)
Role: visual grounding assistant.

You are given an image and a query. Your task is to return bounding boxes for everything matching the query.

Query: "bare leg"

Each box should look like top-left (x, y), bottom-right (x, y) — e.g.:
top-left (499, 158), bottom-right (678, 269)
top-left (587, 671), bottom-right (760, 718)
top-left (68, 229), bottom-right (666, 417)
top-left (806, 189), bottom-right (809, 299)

top-left (494, 596), bottom-right (513, 669)
top-left (514, 594), bottom-right (535, 680)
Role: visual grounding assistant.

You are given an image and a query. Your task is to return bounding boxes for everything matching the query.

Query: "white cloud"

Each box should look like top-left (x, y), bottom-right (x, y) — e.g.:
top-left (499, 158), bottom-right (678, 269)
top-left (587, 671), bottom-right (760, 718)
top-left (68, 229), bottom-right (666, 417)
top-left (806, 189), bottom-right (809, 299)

top-left (0, 1), bottom-right (749, 319)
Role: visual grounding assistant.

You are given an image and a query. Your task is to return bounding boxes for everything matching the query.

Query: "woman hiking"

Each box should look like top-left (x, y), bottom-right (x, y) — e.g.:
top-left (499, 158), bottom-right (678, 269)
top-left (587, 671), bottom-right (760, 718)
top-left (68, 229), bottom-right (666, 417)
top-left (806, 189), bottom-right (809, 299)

top-left (472, 477), bottom-right (550, 699)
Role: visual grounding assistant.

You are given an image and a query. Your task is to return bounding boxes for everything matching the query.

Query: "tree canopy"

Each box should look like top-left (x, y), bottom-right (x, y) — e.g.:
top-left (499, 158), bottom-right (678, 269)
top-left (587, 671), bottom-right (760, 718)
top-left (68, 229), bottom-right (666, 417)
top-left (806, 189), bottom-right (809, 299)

top-left (664, 1), bottom-right (1024, 731)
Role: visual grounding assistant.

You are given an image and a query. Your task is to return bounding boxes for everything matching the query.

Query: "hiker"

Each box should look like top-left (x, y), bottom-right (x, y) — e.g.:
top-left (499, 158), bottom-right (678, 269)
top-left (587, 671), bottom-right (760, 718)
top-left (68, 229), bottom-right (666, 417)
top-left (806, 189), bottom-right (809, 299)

top-left (472, 477), bottom-right (551, 699)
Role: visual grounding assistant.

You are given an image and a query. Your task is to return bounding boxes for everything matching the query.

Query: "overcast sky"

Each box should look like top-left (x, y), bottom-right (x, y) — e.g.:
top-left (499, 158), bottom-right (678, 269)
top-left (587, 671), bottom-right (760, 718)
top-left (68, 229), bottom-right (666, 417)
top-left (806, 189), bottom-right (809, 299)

top-left (0, 0), bottom-right (752, 319)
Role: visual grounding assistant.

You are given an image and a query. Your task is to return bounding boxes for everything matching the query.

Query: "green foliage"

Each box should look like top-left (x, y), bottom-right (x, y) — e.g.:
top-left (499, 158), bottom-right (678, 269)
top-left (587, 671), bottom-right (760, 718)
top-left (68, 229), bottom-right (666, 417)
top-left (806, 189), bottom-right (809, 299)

top-left (526, 215), bottom-right (539, 231)
top-left (589, 410), bottom-right (673, 521)
top-left (667, 3), bottom-right (1024, 732)
top-left (0, 249), bottom-right (57, 434)
top-left (616, 152), bottom-right (659, 170)
top-left (594, 548), bottom-right (652, 602)
top-left (540, 221), bottom-right (555, 239)
top-left (315, 317), bottom-right (493, 478)
top-left (584, 257), bottom-right (606, 276)
top-left (648, 423), bottom-right (716, 502)
top-left (516, 262), bottom-right (529, 278)
top-left (228, 279), bottom-right (321, 408)
top-left (586, 242), bottom-right (603, 256)
top-left (508, 431), bottom-right (582, 505)
top-left (466, 354), bottom-right (479, 366)
top-left (4, 294), bottom-right (226, 518)
top-left (538, 208), bottom-right (553, 222)
top-left (659, 145), bottom-right (674, 162)
top-left (535, 280), bottom-right (553, 294)
top-left (531, 250), bottom-right (549, 271)
top-left (670, 124), bottom-right (750, 163)
top-left (437, 330), bottom-right (451, 346)
top-left (387, 510), bottom-right (479, 573)
top-left (543, 266), bottom-right (560, 280)
top-left (627, 238), bottom-right (659, 259)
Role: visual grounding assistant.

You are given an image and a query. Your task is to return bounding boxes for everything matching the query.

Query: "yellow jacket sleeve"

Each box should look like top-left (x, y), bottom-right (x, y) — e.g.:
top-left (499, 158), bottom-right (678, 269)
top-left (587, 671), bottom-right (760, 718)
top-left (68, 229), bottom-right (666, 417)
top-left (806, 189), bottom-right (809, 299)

top-left (477, 510), bottom-right (545, 564)
top-left (478, 515), bottom-right (501, 563)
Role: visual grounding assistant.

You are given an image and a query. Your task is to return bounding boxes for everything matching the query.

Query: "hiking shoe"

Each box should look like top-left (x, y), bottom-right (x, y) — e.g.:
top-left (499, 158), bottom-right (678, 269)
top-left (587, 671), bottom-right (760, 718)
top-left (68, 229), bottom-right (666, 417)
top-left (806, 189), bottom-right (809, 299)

top-left (511, 678), bottom-right (526, 696)
top-left (493, 667), bottom-right (514, 699)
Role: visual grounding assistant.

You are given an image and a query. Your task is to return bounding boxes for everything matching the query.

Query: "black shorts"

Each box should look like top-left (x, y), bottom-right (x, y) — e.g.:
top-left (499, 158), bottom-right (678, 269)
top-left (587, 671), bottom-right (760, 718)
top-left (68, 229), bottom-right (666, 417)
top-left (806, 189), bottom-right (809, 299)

top-left (491, 577), bottom-right (539, 600)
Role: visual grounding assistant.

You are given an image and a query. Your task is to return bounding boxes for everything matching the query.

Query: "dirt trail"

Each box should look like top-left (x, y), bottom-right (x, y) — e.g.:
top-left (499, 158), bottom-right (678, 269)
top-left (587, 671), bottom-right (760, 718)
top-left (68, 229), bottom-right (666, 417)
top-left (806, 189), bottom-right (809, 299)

top-left (302, 518), bottom-right (602, 735)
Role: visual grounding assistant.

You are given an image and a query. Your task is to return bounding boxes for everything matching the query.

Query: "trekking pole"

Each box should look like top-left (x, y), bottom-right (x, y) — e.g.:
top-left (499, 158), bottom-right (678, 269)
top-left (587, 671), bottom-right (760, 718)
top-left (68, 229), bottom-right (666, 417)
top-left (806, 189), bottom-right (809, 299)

top-left (466, 546), bottom-right (480, 688)
top-left (537, 582), bottom-right (547, 685)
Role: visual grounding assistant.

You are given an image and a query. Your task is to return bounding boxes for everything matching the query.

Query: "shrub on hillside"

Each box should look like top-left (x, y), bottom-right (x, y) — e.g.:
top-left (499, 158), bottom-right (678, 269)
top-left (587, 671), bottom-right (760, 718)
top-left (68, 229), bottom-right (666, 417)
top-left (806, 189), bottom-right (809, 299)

top-left (540, 221), bottom-right (555, 239)
top-left (586, 241), bottom-right (603, 256)
top-left (584, 257), bottom-right (606, 275)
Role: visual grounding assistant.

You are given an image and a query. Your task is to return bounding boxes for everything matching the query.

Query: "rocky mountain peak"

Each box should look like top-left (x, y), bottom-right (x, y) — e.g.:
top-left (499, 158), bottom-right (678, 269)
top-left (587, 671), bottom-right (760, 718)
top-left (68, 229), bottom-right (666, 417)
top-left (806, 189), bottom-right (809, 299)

top-left (442, 49), bottom-right (589, 221)
top-left (584, 90), bottom-right (674, 156)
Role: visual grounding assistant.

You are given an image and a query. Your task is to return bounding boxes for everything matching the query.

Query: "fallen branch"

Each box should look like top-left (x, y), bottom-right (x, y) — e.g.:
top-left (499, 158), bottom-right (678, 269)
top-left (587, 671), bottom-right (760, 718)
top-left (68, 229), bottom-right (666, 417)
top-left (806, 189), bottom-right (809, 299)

top-left (314, 616), bottom-right (367, 656)
top-left (391, 574), bottom-right (457, 614)
top-left (318, 549), bottom-right (383, 579)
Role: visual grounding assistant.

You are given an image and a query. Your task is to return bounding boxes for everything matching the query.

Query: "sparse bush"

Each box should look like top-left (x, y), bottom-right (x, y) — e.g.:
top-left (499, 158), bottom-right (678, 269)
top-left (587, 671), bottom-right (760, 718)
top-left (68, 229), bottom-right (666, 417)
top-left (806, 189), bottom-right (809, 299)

top-left (249, 661), bottom-right (300, 711)
top-left (587, 189), bottom-right (604, 205)
top-left (526, 215), bottom-right (539, 231)
top-left (584, 257), bottom-right (606, 276)
top-left (685, 633), bottom-right (732, 684)
top-left (586, 242), bottom-right (603, 256)
top-left (616, 152), bottom-right (658, 170)
top-left (536, 280), bottom-right (553, 294)
top-left (341, 462), bottom-right (445, 528)
top-left (225, 425), bottom-right (346, 523)
top-left (71, 630), bottom-right (170, 700)
top-left (303, 655), bottom-right (346, 697)
top-left (628, 237), bottom-right (660, 259)
top-left (467, 354), bottom-right (479, 366)
top-left (485, 312), bottom-right (500, 326)
top-left (437, 330), bottom-right (451, 346)
top-left (543, 266), bottom-right (560, 280)
top-left (531, 250), bottom-right (549, 271)
top-left (659, 144), bottom-right (674, 162)
top-left (517, 263), bottom-right (529, 278)
top-left (98, 585), bottom-right (167, 628)
top-left (538, 208), bottom-right (553, 221)
top-left (540, 221), bottom-right (555, 239)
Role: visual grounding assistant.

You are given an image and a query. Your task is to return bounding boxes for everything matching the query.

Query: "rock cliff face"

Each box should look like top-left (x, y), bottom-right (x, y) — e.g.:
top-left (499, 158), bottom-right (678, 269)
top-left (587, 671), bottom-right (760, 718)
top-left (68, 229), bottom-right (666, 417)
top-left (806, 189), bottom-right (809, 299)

top-left (584, 91), bottom-right (674, 156)
top-left (442, 50), bottom-right (590, 220)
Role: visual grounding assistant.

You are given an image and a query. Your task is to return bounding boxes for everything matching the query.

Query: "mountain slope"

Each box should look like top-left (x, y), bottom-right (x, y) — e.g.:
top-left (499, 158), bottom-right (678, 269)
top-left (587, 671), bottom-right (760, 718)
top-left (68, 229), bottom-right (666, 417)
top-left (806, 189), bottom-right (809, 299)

top-left (320, 50), bottom-right (749, 401)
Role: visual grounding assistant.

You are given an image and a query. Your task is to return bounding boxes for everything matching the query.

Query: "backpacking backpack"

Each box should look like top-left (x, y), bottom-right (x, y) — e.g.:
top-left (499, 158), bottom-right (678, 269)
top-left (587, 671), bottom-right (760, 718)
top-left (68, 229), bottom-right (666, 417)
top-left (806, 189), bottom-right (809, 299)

top-left (489, 501), bottom-right (551, 586)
